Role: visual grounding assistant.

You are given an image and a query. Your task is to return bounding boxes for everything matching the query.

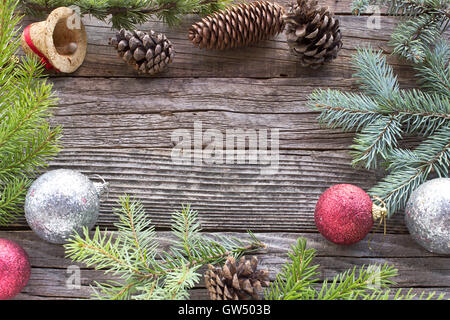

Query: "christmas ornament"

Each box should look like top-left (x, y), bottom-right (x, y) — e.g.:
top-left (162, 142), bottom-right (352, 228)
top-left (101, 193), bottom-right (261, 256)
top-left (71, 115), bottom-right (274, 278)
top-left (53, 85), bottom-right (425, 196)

top-left (283, 0), bottom-right (342, 68)
top-left (25, 169), bottom-right (108, 244)
top-left (405, 178), bottom-right (450, 255)
top-left (109, 29), bottom-right (174, 75)
top-left (314, 184), bottom-right (386, 245)
top-left (0, 239), bottom-right (31, 300)
top-left (188, 1), bottom-right (285, 50)
top-left (205, 256), bottom-right (270, 300)
top-left (21, 7), bottom-right (87, 73)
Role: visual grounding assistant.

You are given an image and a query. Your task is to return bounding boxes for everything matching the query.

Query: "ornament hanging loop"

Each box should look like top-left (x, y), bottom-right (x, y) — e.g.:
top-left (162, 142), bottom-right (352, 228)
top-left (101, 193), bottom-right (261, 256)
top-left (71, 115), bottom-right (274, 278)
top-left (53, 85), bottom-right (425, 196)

top-left (368, 196), bottom-right (388, 251)
top-left (372, 196), bottom-right (387, 235)
top-left (93, 174), bottom-right (109, 199)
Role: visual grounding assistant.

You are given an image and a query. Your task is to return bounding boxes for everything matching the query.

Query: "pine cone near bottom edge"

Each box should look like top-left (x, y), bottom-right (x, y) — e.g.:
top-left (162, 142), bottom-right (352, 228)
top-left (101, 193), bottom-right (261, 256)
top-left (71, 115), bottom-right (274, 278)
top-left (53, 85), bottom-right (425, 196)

top-left (189, 1), bottom-right (285, 50)
top-left (284, 0), bottom-right (342, 68)
top-left (205, 256), bottom-right (270, 300)
top-left (109, 29), bottom-right (175, 75)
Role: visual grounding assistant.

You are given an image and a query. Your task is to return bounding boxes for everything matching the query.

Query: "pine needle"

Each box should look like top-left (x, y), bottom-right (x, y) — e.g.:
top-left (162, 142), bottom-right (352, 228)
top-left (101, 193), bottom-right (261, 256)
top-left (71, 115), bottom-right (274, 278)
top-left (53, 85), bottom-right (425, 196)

top-left (64, 196), bottom-right (265, 300)
top-left (309, 43), bottom-right (449, 216)
top-left (351, 0), bottom-right (449, 62)
top-left (264, 237), bottom-right (445, 300)
top-left (0, 0), bottom-right (61, 225)
top-left (18, 0), bottom-right (233, 29)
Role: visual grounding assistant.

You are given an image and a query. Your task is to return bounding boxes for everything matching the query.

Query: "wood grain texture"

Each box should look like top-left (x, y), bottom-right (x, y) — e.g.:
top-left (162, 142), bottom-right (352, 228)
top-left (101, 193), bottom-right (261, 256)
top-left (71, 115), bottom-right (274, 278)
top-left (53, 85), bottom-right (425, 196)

top-left (7, 5), bottom-right (449, 300)
top-left (25, 15), bottom-right (419, 79)
top-left (2, 231), bottom-right (448, 300)
top-left (6, 147), bottom-right (410, 233)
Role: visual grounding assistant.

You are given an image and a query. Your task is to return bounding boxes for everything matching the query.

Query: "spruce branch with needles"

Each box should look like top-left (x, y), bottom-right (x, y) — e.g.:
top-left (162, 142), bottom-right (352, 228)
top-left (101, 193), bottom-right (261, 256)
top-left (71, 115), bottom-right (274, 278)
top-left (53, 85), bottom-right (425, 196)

top-left (0, 0), bottom-right (62, 225)
top-left (309, 44), bottom-right (449, 217)
top-left (352, 0), bottom-right (449, 62)
top-left (19, 0), bottom-right (233, 29)
top-left (64, 195), bottom-right (265, 300)
top-left (265, 238), bottom-right (445, 300)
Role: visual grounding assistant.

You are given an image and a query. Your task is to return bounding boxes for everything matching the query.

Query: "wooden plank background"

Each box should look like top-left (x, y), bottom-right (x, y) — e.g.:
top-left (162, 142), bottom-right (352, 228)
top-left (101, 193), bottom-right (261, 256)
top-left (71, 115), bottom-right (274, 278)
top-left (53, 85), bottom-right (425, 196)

top-left (1, 0), bottom-right (449, 299)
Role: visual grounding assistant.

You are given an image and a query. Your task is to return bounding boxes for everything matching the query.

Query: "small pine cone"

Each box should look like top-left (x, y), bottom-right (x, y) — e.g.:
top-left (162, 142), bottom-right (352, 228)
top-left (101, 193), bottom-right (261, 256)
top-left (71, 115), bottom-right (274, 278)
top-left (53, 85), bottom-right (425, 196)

top-left (189, 1), bottom-right (285, 50)
top-left (109, 29), bottom-right (175, 75)
top-left (283, 0), bottom-right (343, 68)
top-left (204, 256), bottom-right (270, 300)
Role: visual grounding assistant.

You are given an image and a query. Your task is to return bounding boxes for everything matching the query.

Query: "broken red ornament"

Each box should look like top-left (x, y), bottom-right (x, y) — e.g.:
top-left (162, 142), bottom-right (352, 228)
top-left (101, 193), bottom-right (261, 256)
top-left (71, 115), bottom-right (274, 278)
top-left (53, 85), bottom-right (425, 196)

top-left (0, 238), bottom-right (31, 300)
top-left (314, 184), bottom-right (386, 245)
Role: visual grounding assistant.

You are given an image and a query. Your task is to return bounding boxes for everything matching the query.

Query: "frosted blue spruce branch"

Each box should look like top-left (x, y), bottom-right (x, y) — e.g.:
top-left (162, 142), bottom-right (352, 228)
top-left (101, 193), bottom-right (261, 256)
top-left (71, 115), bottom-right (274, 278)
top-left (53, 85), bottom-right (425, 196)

top-left (309, 45), bottom-right (449, 216)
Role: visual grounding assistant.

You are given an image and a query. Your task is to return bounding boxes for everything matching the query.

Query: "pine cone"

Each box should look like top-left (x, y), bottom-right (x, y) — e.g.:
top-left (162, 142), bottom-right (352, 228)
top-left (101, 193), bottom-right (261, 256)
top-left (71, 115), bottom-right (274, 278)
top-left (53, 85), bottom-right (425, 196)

top-left (205, 256), bottom-right (270, 300)
top-left (189, 1), bottom-right (285, 50)
top-left (109, 29), bottom-right (175, 75)
top-left (284, 0), bottom-right (342, 68)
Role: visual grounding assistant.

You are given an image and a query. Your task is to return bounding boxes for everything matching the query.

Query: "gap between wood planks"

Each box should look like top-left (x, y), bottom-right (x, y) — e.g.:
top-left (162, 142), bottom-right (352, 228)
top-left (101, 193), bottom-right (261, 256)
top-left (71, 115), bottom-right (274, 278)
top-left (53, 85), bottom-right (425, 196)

top-left (2, 231), bottom-right (449, 300)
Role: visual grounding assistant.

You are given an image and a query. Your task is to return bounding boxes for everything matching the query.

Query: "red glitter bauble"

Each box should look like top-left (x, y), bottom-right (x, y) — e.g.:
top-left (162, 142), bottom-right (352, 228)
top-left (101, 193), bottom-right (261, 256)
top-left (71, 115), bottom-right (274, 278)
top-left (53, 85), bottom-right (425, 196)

top-left (314, 184), bottom-right (374, 245)
top-left (0, 239), bottom-right (31, 300)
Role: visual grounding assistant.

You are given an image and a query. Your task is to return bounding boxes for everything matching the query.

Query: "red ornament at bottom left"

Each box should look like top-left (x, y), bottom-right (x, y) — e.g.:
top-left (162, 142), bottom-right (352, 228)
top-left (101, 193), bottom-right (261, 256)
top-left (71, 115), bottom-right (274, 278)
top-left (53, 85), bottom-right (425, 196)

top-left (0, 238), bottom-right (31, 300)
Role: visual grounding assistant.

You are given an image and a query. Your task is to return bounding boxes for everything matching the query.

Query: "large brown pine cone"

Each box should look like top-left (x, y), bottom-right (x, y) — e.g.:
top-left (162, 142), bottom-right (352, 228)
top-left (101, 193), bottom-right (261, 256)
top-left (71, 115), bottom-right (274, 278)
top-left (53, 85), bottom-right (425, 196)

top-left (205, 256), bottom-right (270, 300)
top-left (283, 0), bottom-right (342, 68)
top-left (189, 1), bottom-right (285, 50)
top-left (109, 29), bottom-right (175, 75)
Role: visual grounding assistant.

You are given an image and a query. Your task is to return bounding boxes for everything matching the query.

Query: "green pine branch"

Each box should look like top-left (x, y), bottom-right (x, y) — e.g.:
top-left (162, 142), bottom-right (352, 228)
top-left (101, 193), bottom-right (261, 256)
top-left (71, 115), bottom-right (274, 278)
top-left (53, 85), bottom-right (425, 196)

top-left (310, 45), bottom-right (449, 216)
top-left (64, 195), bottom-right (265, 300)
top-left (352, 0), bottom-right (449, 62)
top-left (265, 238), bottom-right (445, 300)
top-left (0, 0), bottom-right (62, 225)
top-left (19, 0), bottom-right (233, 29)
top-left (264, 238), bottom-right (320, 300)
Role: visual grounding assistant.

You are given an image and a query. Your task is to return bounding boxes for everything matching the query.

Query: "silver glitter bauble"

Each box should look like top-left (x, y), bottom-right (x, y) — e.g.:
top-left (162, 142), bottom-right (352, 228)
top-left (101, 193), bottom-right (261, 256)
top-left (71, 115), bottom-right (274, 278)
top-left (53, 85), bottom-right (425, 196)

top-left (405, 178), bottom-right (450, 255)
top-left (25, 169), bottom-right (108, 244)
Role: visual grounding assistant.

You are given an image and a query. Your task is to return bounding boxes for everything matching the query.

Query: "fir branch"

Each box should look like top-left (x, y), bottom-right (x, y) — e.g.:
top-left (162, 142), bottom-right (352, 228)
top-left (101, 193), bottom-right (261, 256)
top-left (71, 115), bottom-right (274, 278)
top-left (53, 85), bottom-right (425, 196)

top-left (0, 177), bottom-right (32, 225)
top-left (350, 116), bottom-right (402, 169)
top-left (19, 0), bottom-right (233, 29)
top-left (352, 0), bottom-right (450, 18)
top-left (0, 0), bottom-right (61, 225)
top-left (369, 124), bottom-right (450, 216)
top-left (311, 90), bottom-right (383, 131)
top-left (314, 264), bottom-right (397, 300)
top-left (265, 237), bottom-right (445, 300)
top-left (351, 0), bottom-right (449, 62)
top-left (310, 46), bottom-right (449, 216)
top-left (414, 40), bottom-right (450, 96)
top-left (392, 89), bottom-right (449, 135)
top-left (65, 196), bottom-right (265, 300)
top-left (390, 13), bottom-right (447, 63)
top-left (367, 288), bottom-right (445, 300)
top-left (351, 47), bottom-right (399, 104)
top-left (264, 238), bottom-right (320, 300)
top-left (170, 203), bottom-right (201, 262)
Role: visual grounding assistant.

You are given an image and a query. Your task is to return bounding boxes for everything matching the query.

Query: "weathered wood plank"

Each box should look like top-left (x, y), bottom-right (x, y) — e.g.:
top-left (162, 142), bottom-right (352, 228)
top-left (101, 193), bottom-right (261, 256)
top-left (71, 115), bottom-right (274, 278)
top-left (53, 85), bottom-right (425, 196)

top-left (12, 3), bottom-right (449, 301)
top-left (79, 15), bottom-right (414, 78)
top-left (50, 77), bottom-right (367, 150)
top-left (0, 75), bottom-right (410, 233)
top-left (2, 231), bottom-right (448, 300)
top-left (3, 148), bottom-right (410, 233)
top-left (22, 15), bottom-right (422, 79)
top-left (48, 76), bottom-right (423, 150)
